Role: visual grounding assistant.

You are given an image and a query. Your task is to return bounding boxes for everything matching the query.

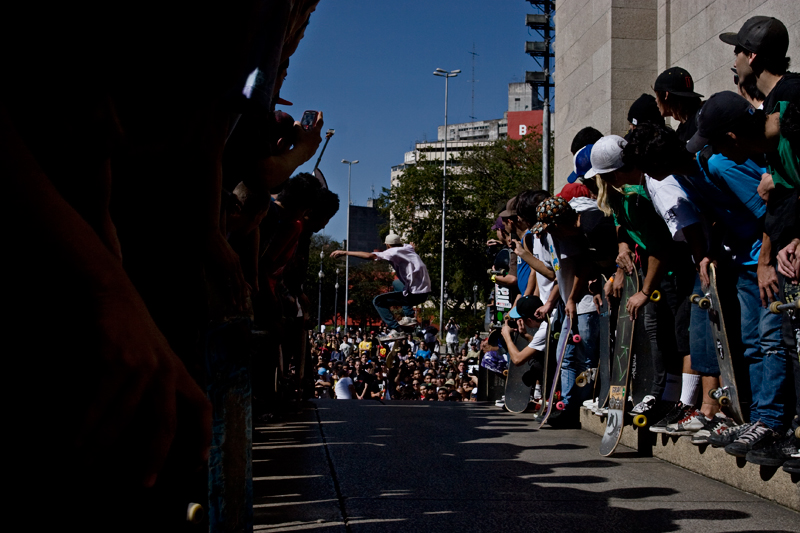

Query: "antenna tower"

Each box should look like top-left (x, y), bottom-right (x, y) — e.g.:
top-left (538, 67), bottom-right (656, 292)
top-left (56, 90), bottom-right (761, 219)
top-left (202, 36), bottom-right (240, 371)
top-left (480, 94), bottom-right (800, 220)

top-left (469, 43), bottom-right (479, 120)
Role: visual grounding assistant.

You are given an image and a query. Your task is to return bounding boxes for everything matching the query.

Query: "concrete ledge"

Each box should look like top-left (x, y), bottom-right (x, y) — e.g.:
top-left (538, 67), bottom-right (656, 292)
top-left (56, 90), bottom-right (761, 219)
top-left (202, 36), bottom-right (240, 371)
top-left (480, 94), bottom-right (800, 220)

top-left (579, 407), bottom-right (800, 511)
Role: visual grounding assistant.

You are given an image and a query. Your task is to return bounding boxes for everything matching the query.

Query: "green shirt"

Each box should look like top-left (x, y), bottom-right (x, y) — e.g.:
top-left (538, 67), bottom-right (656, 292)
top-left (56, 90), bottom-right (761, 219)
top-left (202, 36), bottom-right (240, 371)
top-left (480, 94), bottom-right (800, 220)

top-left (610, 185), bottom-right (673, 255)
top-left (768, 101), bottom-right (800, 191)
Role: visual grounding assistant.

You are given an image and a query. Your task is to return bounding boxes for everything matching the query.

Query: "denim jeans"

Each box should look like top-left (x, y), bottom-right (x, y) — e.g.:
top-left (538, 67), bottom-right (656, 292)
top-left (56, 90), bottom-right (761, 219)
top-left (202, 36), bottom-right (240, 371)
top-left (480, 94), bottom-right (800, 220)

top-left (373, 289), bottom-right (429, 330)
top-left (689, 274), bottom-right (720, 375)
top-left (737, 266), bottom-right (791, 429)
top-left (561, 311), bottom-right (599, 410)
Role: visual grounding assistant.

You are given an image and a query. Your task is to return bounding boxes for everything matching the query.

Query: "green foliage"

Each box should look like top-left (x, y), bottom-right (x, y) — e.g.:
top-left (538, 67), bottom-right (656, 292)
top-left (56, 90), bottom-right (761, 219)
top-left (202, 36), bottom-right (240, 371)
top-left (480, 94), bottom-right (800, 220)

top-left (374, 131), bottom-right (548, 321)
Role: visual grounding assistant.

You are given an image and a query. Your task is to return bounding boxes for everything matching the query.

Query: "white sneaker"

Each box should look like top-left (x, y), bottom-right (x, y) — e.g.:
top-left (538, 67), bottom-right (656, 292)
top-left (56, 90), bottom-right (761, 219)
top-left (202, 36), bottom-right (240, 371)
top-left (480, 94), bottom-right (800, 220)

top-left (398, 317), bottom-right (417, 326)
top-left (379, 329), bottom-right (404, 341)
top-left (495, 395), bottom-right (506, 407)
top-left (582, 398), bottom-right (596, 409)
top-left (533, 384), bottom-right (542, 401)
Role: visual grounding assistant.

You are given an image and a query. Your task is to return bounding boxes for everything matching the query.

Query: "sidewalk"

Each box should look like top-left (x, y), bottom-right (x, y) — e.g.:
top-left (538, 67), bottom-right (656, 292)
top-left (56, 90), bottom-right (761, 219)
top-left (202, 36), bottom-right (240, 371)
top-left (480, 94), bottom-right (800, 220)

top-left (253, 401), bottom-right (798, 532)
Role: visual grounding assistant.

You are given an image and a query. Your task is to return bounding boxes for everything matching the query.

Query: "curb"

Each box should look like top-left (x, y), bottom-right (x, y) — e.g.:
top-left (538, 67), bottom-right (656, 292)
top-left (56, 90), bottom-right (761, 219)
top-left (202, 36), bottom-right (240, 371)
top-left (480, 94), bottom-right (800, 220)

top-left (579, 407), bottom-right (800, 511)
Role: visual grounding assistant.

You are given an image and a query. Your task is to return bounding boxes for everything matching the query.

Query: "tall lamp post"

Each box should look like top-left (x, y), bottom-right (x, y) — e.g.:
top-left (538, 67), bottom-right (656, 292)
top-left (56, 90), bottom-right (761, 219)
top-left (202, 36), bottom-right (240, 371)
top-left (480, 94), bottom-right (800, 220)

top-left (341, 159), bottom-right (359, 332)
top-left (317, 249), bottom-right (324, 331)
top-left (334, 268), bottom-right (340, 331)
top-left (433, 67), bottom-right (459, 329)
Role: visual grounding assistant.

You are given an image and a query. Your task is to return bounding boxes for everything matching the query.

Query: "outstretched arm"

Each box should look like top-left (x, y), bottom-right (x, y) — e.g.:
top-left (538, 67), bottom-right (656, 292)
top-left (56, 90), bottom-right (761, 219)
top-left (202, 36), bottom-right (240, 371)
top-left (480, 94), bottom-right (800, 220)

top-left (331, 250), bottom-right (378, 261)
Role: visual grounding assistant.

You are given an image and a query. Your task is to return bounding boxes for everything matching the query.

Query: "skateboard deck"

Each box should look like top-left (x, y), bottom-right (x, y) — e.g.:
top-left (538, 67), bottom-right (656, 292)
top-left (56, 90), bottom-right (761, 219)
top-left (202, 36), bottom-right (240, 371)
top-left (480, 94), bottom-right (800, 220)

top-left (538, 315), bottom-right (573, 428)
top-left (629, 281), bottom-right (657, 426)
top-left (503, 326), bottom-right (544, 413)
top-left (691, 264), bottom-right (745, 424)
top-left (534, 311), bottom-right (560, 420)
top-left (600, 271), bottom-right (638, 456)
top-left (593, 276), bottom-right (612, 409)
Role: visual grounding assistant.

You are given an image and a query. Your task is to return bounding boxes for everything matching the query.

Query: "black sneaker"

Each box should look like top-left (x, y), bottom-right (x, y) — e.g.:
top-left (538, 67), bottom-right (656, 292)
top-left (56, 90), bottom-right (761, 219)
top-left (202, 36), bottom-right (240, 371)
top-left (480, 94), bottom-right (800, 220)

top-left (708, 421), bottom-right (751, 448)
top-left (691, 413), bottom-right (736, 445)
top-left (745, 430), bottom-right (798, 466)
top-left (649, 401), bottom-right (687, 434)
top-left (783, 456), bottom-right (800, 474)
top-left (724, 421), bottom-right (779, 458)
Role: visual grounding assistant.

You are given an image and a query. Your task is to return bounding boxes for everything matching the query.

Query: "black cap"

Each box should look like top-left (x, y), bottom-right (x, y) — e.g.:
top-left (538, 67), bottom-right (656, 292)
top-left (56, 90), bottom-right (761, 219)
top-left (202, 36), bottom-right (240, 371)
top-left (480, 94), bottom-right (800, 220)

top-left (508, 295), bottom-right (544, 320)
top-left (686, 91), bottom-right (755, 153)
top-left (627, 94), bottom-right (665, 127)
top-left (654, 67), bottom-right (704, 98)
top-left (719, 16), bottom-right (789, 57)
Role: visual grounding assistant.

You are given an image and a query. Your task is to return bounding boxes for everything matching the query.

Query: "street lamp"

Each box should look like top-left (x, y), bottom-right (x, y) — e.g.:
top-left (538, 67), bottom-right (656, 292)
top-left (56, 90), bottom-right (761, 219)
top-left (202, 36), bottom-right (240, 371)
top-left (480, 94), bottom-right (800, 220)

top-left (334, 268), bottom-right (340, 331)
top-left (433, 67), bottom-right (460, 329)
top-left (317, 249), bottom-right (324, 331)
top-left (341, 159), bottom-right (359, 332)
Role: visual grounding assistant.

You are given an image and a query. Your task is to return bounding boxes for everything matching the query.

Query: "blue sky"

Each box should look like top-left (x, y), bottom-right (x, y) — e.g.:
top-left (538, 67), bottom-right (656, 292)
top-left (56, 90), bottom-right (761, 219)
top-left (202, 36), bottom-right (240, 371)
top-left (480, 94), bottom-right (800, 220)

top-left (283, 1), bottom-right (547, 242)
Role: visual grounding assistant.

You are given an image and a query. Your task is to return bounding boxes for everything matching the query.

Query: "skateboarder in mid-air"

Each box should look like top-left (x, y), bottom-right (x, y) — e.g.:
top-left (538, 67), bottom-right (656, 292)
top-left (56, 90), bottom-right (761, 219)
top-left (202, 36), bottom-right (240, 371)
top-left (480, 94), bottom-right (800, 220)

top-left (331, 234), bottom-right (432, 340)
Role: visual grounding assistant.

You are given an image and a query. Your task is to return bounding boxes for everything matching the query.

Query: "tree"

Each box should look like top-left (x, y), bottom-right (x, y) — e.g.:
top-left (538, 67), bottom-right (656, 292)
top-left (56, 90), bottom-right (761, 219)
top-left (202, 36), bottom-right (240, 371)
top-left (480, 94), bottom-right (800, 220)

top-left (375, 131), bottom-right (548, 321)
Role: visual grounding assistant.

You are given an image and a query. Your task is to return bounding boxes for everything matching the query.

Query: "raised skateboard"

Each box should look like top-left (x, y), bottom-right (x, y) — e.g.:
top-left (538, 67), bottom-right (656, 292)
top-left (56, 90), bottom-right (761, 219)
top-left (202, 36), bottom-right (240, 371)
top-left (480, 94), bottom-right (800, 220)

top-left (538, 315), bottom-right (581, 428)
top-left (503, 323), bottom-right (546, 413)
top-left (490, 248), bottom-right (513, 327)
top-left (628, 282), bottom-right (661, 427)
top-left (600, 271), bottom-right (638, 456)
top-left (690, 264), bottom-right (745, 424)
top-left (591, 276), bottom-right (612, 412)
top-left (534, 310), bottom-right (561, 420)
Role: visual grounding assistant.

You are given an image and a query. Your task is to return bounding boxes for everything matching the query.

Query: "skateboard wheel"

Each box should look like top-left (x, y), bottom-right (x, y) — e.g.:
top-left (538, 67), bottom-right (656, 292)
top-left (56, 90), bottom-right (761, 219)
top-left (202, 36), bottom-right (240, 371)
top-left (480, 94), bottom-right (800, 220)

top-left (698, 297), bottom-right (710, 310)
top-left (795, 427), bottom-right (800, 439)
top-left (491, 275), bottom-right (497, 283)
top-left (553, 332), bottom-right (560, 340)
top-left (719, 396), bottom-right (731, 407)
top-left (708, 388), bottom-right (717, 399)
top-left (690, 294), bottom-right (701, 304)
top-left (556, 401), bottom-right (565, 410)
top-left (633, 414), bottom-right (647, 427)
top-left (572, 334), bottom-right (581, 343)
top-left (649, 290), bottom-right (661, 302)
top-left (576, 375), bottom-right (587, 387)
top-left (768, 301), bottom-right (783, 314)
top-left (186, 503), bottom-right (204, 524)
top-left (503, 369), bottom-right (509, 377)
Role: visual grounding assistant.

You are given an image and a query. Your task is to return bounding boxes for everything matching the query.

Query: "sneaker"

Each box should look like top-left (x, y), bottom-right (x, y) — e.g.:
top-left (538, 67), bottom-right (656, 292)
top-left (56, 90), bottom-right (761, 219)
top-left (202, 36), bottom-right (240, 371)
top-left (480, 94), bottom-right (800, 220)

top-left (745, 430), bottom-right (798, 466)
top-left (650, 402), bottom-right (689, 434)
top-left (691, 413), bottom-right (736, 445)
top-left (582, 398), bottom-right (596, 409)
top-left (665, 408), bottom-right (707, 436)
top-left (379, 329), bottom-right (404, 341)
top-left (783, 458), bottom-right (800, 474)
top-left (724, 421), bottom-right (779, 457)
top-left (495, 395), bottom-right (505, 407)
top-left (398, 316), bottom-right (417, 327)
top-left (533, 384), bottom-right (542, 401)
top-left (708, 421), bottom-right (751, 448)
top-left (630, 395), bottom-right (656, 415)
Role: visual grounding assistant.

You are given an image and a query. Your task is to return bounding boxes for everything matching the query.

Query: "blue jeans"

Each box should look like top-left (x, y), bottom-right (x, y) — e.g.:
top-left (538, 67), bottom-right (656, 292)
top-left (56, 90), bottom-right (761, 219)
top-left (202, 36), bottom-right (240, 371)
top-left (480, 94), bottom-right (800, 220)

top-left (561, 311), bottom-right (599, 410)
top-left (373, 288), bottom-right (429, 330)
top-left (737, 266), bottom-right (791, 429)
top-left (689, 274), bottom-right (719, 375)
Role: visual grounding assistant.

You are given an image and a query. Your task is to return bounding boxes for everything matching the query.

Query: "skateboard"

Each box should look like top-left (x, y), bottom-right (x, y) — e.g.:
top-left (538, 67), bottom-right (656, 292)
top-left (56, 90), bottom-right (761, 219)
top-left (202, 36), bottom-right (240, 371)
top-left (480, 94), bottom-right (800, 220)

top-left (690, 264), bottom-right (745, 424)
top-left (600, 271), bottom-right (638, 457)
top-left (503, 324), bottom-right (545, 413)
top-left (490, 248), bottom-right (513, 326)
top-left (537, 315), bottom-right (581, 428)
top-left (534, 311), bottom-right (561, 420)
top-left (591, 276), bottom-right (612, 411)
top-left (205, 319), bottom-right (254, 532)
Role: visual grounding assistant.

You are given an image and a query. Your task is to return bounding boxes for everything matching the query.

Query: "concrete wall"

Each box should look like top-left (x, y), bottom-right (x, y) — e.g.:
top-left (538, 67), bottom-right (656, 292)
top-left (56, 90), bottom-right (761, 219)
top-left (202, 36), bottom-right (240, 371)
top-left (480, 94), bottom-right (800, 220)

top-left (553, 0), bottom-right (800, 193)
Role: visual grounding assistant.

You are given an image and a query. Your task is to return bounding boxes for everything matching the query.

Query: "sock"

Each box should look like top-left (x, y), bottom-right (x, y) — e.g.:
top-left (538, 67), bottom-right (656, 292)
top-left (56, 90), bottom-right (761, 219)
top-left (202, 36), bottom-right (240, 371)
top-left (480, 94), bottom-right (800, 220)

top-left (680, 373), bottom-right (701, 406)
top-left (662, 373), bottom-right (681, 402)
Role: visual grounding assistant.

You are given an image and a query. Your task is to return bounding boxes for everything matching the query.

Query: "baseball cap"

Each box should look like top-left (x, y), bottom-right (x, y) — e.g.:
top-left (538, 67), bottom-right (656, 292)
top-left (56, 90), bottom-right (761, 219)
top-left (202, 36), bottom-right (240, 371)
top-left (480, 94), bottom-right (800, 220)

top-left (530, 196), bottom-right (575, 235)
top-left (653, 67), bottom-right (704, 98)
top-left (686, 91), bottom-right (755, 153)
top-left (719, 16), bottom-right (789, 57)
top-left (384, 233), bottom-right (403, 246)
top-left (627, 94), bottom-right (665, 127)
top-left (567, 144), bottom-right (593, 183)
top-left (557, 182), bottom-right (592, 202)
top-left (508, 295), bottom-right (544, 320)
top-left (498, 197), bottom-right (518, 218)
top-left (585, 135), bottom-right (627, 179)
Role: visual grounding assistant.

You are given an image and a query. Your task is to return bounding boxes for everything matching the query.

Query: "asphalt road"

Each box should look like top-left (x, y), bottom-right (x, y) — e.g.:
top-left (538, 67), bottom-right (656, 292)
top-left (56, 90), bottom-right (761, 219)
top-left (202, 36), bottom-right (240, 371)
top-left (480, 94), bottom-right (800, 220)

top-left (253, 401), bottom-right (799, 533)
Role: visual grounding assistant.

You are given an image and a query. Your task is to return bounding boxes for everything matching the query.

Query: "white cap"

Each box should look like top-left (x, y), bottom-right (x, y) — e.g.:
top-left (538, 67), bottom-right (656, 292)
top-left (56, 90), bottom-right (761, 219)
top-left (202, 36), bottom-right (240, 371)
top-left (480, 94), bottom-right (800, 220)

top-left (585, 135), bottom-right (627, 179)
top-left (384, 233), bottom-right (403, 246)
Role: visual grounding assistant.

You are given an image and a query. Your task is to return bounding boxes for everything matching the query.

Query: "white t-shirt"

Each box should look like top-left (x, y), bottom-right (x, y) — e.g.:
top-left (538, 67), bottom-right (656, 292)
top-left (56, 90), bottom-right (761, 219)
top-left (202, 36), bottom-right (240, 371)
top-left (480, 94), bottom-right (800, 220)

top-left (645, 175), bottom-right (702, 242)
top-left (334, 377), bottom-right (354, 399)
top-left (542, 233), bottom-right (595, 315)
top-left (445, 324), bottom-right (459, 343)
top-left (373, 245), bottom-right (432, 295)
top-left (532, 236), bottom-right (555, 305)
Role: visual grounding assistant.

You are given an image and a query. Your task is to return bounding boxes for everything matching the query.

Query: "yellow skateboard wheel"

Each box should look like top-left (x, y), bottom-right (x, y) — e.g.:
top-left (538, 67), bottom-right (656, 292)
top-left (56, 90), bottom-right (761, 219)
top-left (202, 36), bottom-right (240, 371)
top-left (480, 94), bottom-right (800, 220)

top-left (503, 369), bottom-right (509, 377)
top-left (768, 301), bottom-right (783, 314)
top-left (796, 427), bottom-right (800, 439)
top-left (633, 414), bottom-right (647, 427)
top-left (186, 503), bottom-right (204, 524)
top-left (649, 290), bottom-right (661, 302)
top-left (719, 396), bottom-right (731, 407)
top-left (576, 374), bottom-right (587, 387)
top-left (553, 332), bottom-right (560, 340)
